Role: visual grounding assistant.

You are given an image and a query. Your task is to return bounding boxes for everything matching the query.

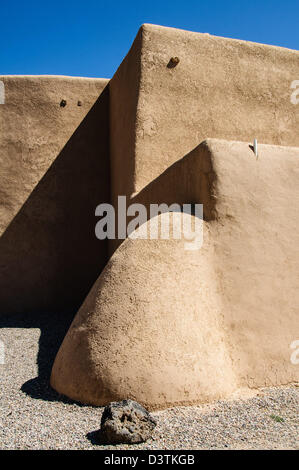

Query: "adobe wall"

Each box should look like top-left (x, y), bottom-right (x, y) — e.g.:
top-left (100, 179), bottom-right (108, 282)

top-left (110, 24), bottom-right (299, 200)
top-left (51, 139), bottom-right (299, 409)
top-left (0, 76), bottom-right (110, 314)
top-left (51, 140), bottom-right (299, 409)
top-left (1, 25), bottom-right (298, 408)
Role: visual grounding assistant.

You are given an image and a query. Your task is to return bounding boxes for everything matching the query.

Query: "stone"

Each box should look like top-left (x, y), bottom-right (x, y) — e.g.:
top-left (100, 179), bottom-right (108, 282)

top-left (97, 400), bottom-right (157, 444)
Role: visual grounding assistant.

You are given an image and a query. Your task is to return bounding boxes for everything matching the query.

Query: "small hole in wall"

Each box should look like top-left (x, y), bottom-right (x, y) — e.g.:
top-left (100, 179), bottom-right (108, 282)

top-left (167, 57), bottom-right (180, 68)
top-left (60, 99), bottom-right (67, 107)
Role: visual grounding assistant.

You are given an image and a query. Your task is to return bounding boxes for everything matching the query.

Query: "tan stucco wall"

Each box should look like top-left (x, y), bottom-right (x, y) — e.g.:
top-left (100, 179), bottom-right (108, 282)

top-left (51, 140), bottom-right (299, 409)
top-left (110, 24), bottom-right (299, 200)
top-left (0, 76), bottom-right (110, 314)
top-left (1, 25), bottom-right (298, 408)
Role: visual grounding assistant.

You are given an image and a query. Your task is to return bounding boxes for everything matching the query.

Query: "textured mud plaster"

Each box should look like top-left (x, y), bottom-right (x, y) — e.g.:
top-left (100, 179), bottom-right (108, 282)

top-left (109, 24), bottom-right (299, 199)
top-left (0, 76), bottom-right (110, 314)
top-left (51, 139), bottom-right (299, 409)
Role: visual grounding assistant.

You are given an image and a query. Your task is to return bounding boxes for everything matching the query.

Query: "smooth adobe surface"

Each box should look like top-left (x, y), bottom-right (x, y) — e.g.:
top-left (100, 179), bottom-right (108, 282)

top-left (0, 75), bottom-right (108, 233)
top-left (51, 139), bottom-right (299, 409)
top-left (0, 76), bottom-right (110, 314)
top-left (109, 24), bottom-right (299, 200)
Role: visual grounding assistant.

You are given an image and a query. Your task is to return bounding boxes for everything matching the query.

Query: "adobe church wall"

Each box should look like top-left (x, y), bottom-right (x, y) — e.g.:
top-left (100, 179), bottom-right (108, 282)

top-left (0, 76), bottom-right (110, 314)
top-left (109, 24), bottom-right (299, 200)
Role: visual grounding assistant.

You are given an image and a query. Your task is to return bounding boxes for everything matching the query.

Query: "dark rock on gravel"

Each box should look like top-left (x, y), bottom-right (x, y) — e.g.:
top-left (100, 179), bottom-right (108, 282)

top-left (97, 399), bottom-right (157, 444)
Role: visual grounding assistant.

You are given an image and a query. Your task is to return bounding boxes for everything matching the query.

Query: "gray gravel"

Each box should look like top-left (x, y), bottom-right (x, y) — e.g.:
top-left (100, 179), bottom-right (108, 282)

top-left (0, 311), bottom-right (298, 450)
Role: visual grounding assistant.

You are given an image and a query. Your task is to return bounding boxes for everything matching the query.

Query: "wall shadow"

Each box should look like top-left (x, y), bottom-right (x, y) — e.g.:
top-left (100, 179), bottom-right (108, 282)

top-left (130, 141), bottom-right (216, 219)
top-left (110, 141), bottom-right (217, 253)
top-left (0, 310), bottom-right (79, 403)
top-left (0, 105), bottom-right (215, 405)
top-left (0, 85), bottom-right (110, 404)
top-left (0, 85), bottom-right (110, 316)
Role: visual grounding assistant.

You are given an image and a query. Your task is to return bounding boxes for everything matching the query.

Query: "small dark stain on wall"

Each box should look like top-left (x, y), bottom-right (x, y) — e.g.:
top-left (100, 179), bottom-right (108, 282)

top-left (167, 57), bottom-right (180, 68)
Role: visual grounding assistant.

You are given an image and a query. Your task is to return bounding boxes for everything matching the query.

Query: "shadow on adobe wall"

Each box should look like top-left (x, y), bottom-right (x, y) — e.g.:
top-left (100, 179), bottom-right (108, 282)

top-left (0, 85), bottom-right (110, 404)
top-left (130, 142), bottom-right (216, 221)
top-left (0, 113), bottom-right (213, 404)
top-left (110, 141), bottom-right (217, 254)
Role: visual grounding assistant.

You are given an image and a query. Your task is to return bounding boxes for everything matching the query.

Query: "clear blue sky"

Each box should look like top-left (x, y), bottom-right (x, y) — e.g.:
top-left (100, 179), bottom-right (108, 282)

top-left (1, 0), bottom-right (298, 78)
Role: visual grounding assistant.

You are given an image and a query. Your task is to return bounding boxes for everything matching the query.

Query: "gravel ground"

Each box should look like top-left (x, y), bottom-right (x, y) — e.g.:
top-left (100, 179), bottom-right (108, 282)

top-left (0, 311), bottom-right (298, 450)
